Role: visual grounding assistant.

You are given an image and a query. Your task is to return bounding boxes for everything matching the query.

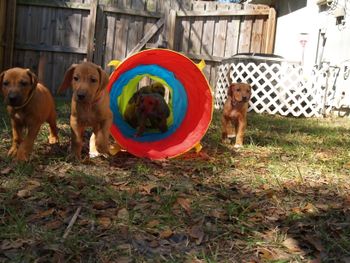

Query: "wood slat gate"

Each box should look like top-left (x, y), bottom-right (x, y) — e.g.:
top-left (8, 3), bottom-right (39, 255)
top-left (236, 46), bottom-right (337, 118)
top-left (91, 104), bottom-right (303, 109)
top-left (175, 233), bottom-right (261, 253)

top-left (167, 1), bottom-right (276, 88)
top-left (1, 0), bottom-right (276, 94)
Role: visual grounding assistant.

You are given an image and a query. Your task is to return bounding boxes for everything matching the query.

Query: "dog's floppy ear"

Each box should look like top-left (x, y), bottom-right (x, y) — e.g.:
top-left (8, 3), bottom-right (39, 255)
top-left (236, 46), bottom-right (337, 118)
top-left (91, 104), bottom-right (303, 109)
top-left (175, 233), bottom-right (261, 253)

top-left (227, 83), bottom-right (235, 97)
top-left (26, 69), bottom-right (38, 89)
top-left (97, 66), bottom-right (109, 91)
top-left (57, 64), bottom-right (77, 94)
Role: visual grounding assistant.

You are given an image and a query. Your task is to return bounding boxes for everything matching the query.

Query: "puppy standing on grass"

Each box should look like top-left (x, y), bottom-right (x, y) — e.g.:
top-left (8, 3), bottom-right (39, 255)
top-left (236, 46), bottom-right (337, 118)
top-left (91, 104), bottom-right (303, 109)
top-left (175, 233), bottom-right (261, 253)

top-left (0, 68), bottom-right (59, 161)
top-left (222, 82), bottom-right (252, 148)
top-left (58, 62), bottom-right (112, 160)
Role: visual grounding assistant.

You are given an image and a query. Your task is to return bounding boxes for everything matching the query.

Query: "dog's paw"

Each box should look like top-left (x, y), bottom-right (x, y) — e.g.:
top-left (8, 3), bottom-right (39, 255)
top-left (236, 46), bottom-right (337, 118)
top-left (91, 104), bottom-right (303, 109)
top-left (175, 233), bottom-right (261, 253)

top-left (8, 146), bottom-right (18, 157)
top-left (222, 138), bottom-right (231, 144)
top-left (89, 150), bottom-right (108, 159)
top-left (15, 150), bottom-right (29, 162)
top-left (96, 144), bottom-right (109, 156)
top-left (233, 144), bottom-right (243, 149)
top-left (227, 134), bottom-right (236, 139)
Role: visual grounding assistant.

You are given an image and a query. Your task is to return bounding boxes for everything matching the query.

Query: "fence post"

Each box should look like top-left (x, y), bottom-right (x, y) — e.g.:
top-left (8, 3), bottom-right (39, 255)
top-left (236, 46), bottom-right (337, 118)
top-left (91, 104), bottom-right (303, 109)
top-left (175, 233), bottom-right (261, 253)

top-left (0, 0), bottom-right (6, 71)
top-left (3, 0), bottom-right (16, 69)
top-left (87, 0), bottom-right (98, 62)
top-left (265, 7), bottom-right (276, 54)
top-left (167, 9), bottom-right (176, 50)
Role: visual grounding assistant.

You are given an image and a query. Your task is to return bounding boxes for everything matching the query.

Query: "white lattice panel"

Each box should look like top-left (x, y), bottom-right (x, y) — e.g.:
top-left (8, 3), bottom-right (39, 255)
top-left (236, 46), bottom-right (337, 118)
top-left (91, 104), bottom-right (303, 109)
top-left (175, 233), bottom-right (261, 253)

top-left (215, 60), bottom-right (349, 117)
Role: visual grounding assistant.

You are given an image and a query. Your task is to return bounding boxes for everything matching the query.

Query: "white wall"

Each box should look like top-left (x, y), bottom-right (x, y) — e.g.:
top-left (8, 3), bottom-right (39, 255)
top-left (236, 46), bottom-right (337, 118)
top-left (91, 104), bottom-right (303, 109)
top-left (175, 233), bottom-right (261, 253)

top-left (274, 0), bottom-right (350, 70)
top-left (274, 0), bottom-right (350, 109)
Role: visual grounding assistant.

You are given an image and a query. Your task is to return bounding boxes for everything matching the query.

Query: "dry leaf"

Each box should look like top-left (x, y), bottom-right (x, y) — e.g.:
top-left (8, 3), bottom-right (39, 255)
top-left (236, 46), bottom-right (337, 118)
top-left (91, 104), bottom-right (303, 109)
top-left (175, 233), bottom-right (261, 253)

top-left (27, 180), bottom-right (41, 190)
top-left (0, 239), bottom-right (34, 250)
top-left (45, 220), bottom-right (62, 230)
top-left (291, 207), bottom-right (302, 214)
top-left (303, 202), bottom-right (316, 213)
top-left (98, 217), bottom-right (112, 229)
top-left (93, 201), bottom-right (110, 210)
top-left (28, 208), bottom-right (55, 221)
top-left (257, 247), bottom-right (276, 260)
top-left (149, 240), bottom-right (159, 248)
top-left (114, 256), bottom-right (132, 263)
top-left (147, 219), bottom-right (160, 228)
top-left (16, 180), bottom-right (42, 198)
top-left (160, 229), bottom-right (173, 239)
top-left (1, 167), bottom-right (12, 175)
top-left (176, 197), bottom-right (191, 214)
top-left (265, 215), bottom-right (279, 221)
top-left (315, 203), bottom-right (329, 211)
top-left (188, 225), bottom-right (204, 244)
top-left (139, 183), bottom-right (157, 195)
top-left (282, 237), bottom-right (302, 252)
top-left (184, 259), bottom-right (205, 263)
top-left (210, 209), bottom-right (227, 219)
top-left (17, 189), bottom-right (31, 198)
top-left (117, 208), bottom-right (129, 222)
top-left (77, 219), bottom-right (91, 226)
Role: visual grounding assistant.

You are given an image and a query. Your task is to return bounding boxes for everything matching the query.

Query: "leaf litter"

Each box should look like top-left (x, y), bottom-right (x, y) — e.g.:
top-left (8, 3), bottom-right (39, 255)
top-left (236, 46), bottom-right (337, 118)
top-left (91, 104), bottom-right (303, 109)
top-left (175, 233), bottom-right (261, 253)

top-left (0, 112), bottom-right (349, 261)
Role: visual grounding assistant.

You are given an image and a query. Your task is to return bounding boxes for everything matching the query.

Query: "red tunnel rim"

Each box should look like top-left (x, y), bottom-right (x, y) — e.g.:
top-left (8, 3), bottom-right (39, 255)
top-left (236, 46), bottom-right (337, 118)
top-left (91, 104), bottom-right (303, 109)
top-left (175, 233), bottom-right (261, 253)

top-left (108, 49), bottom-right (213, 159)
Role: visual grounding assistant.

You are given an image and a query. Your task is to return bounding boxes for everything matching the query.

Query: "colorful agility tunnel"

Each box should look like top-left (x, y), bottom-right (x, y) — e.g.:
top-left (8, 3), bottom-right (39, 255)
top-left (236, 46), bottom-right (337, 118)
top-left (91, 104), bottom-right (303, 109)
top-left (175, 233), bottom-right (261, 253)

top-left (107, 49), bottom-right (213, 160)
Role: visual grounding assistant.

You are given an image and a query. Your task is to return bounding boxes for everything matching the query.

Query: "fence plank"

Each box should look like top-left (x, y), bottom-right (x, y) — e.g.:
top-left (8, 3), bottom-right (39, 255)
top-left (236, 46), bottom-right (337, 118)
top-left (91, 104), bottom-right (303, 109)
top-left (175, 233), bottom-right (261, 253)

top-left (189, 2), bottom-right (205, 54)
top-left (104, 6), bottom-right (161, 18)
top-left (104, 14), bottom-right (117, 68)
top-left (15, 43), bottom-right (87, 54)
top-left (0, 0), bottom-right (6, 71)
top-left (200, 2), bottom-right (216, 57)
top-left (250, 16), bottom-right (264, 53)
top-left (238, 16), bottom-right (252, 53)
top-left (212, 17), bottom-right (228, 57)
top-left (94, 4), bottom-right (106, 65)
top-left (87, 0), bottom-right (97, 61)
top-left (17, 0), bottom-right (91, 10)
top-left (126, 15), bottom-right (138, 56)
top-left (177, 9), bottom-right (270, 17)
top-left (3, 0), bottom-right (16, 69)
top-left (167, 9), bottom-right (176, 50)
top-left (265, 7), bottom-right (276, 53)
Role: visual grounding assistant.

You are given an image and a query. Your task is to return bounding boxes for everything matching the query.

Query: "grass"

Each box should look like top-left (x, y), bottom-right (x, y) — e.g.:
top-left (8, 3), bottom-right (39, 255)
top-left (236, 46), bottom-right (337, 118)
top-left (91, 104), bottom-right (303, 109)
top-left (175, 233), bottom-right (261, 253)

top-left (0, 98), bottom-right (350, 262)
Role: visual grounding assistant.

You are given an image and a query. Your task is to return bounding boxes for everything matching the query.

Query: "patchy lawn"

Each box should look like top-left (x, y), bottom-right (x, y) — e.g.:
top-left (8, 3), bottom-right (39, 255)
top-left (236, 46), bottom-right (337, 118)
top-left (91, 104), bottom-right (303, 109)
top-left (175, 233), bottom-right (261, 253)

top-left (0, 99), bottom-right (350, 262)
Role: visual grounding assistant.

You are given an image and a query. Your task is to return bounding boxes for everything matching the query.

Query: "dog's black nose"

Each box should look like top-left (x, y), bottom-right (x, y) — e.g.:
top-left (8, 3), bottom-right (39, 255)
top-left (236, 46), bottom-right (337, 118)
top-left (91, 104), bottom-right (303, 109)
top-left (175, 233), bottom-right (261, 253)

top-left (8, 93), bottom-right (20, 105)
top-left (76, 92), bottom-right (86, 101)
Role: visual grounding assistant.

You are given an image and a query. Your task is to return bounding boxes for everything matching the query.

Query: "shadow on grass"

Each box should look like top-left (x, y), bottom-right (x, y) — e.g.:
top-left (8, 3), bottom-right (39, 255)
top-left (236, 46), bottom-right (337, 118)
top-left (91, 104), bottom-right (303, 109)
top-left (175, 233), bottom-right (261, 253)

top-left (0, 101), bottom-right (350, 262)
top-left (0, 161), bottom-right (349, 262)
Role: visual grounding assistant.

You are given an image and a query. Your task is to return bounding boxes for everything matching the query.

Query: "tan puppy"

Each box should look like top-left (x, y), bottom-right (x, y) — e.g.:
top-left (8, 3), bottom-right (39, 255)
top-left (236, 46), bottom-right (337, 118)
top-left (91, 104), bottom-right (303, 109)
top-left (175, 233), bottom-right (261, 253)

top-left (0, 68), bottom-right (59, 161)
top-left (58, 62), bottom-right (112, 160)
top-left (222, 82), bottom-right (252, 148)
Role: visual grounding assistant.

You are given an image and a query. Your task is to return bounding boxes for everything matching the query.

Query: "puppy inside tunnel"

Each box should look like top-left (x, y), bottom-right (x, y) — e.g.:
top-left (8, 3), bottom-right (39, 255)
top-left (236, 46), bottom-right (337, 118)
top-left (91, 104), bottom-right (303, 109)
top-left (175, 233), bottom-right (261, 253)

top-left (108, 49), bottom-right (212, 160)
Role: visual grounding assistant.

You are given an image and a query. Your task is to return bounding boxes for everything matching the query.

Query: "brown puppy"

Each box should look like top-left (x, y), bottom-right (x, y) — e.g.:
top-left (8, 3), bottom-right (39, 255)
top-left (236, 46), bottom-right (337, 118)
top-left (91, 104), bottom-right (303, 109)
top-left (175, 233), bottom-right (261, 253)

top-left (58, 62), bottom-right (112, 160)
top-left (134, 93), bottom-right (170, 137)
top-left (222, 82), bottom-right (252, 148)
top-left (0, 67), bottom-right (59, 161)
top-left (124, 82), bottom-right (166, 129)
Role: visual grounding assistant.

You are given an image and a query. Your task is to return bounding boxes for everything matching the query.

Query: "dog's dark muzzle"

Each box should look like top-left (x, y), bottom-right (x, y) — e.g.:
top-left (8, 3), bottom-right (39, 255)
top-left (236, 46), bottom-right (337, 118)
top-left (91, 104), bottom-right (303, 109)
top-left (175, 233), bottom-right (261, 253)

top-left (242, 96), bottom-right (250, 102)
top-left (6, 92), bottom-right (22, 106)
top-left (75, 90), bottom-right (88, 102)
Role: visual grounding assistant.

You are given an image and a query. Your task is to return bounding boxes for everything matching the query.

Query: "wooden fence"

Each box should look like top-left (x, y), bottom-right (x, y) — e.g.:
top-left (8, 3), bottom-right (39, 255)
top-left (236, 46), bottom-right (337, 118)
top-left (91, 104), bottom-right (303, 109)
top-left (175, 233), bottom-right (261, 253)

top-left (1, 0), bottom-right (276, 95)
